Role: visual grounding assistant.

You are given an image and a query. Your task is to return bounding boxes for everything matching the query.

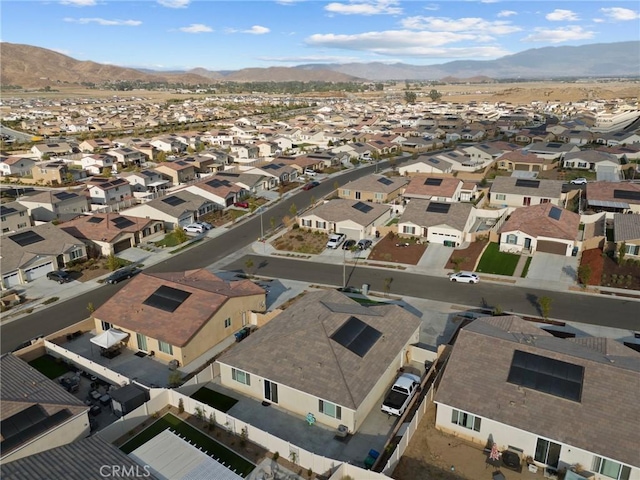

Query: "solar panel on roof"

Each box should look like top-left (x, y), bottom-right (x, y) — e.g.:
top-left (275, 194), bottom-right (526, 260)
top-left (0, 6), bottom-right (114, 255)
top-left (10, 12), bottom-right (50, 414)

top-left (507, 350), bottom-right (584, 402)
top-left (613, 189), bottom-right (640, 201)
top-left (352, 201), bottom-right (373, 213)
top-left (143, 285), bottom-right (192, 313)
top-left (0, 405), bottom-right (72, 453)
top-left (112, 217), bottom-right (135, 229)
top-left (9, 231), bottom-right (45, 247)
top-left (424, 178), bottom-right (443, 186)
top-left (377, 177), bottom-right (393, 186)
top-left (46, 143), bottom-right (59, 148)
top-left (0, 206), bottom-right (17, 215)
top-left (548, 206), bottom-right (562, 220)
top-left (426, 202), bottom-right (451, 214)
top-left (428, 158), bottom-right (440, 164)
top-left (331, 316), bottom-right (382, 357)
top-left (515, 179), bottom-right (540, 188)
top-left (161, 196), bottom-right (186, 206)
top-left (88, 217), bottom-right (104, 224)
top-left (53, 191), bottom-right (76, 200)
top-left (546, 142), bottom-right (562, 148)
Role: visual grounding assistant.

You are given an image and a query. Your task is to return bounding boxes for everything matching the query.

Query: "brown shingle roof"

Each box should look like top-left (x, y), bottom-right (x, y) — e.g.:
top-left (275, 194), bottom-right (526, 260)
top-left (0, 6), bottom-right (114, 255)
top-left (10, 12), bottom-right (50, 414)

top-left (400, 199), bottom-right (473, 231)
top-left (403, 175), bottom-right (461, 199)
top-left (498, 204), bottom-right (579, 240)
top-left (435, 317), bottom-right (640, 467)
top-left (341, 174), bottom-right (408, 194)
top-left (60, 213), bottom-right (155, 243)
top-left (587, 181), bottom-right (640, 206)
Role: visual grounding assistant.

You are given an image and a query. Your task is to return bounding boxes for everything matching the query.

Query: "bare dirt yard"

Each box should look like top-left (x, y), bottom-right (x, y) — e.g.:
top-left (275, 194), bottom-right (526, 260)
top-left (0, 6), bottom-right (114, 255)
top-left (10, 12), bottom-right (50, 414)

top-left (581, 248), bottom-right (640, 290)
top-left (445, 238), bottom-right (488, 272)
top-left (272, 228), bottom-right (328, 254)
top-left (368, 233), bottom-right (427, 265)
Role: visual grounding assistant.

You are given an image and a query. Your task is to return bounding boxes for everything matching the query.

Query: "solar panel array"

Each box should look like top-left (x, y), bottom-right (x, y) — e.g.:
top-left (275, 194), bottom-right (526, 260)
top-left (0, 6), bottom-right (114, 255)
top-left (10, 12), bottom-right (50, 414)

top-left (53, 191), bottom-right (76, 201)
top-left (88, 217), bottom-right (104, 224)
top-left (515, 179), bottom-right (540, 188)
top-left (546, 142), bottom-right (563, 148)
top-left (331, 316), bottom-right (382, 357)
top-left (507, 350), bottom-right (584, 402)
top-left (143, 285), bottom-right (192, 313)
top-left (0, 205), bottom-right (17, 216)
top-left (9, 231), bottom-right (45, 247)
top-left (161, 196), bottom-right (186, 206)
top-left (377, 177), bottom-right (394, 186)
top-left (426, 202), bottom-right (451, 214)
top-left (548, 206), bottom-right (562, 220)
top-left (613, 189), bottom-right (640, 201)
top-left (352, 202), bottom-right (373, 214)
top-left (112, 217), bottom-right (135, 229)
top-left (428, 158), bottom-right (440, 164)
top-left (424, 178), bottom-right (443, 186)
top-left (206, 179), bottom-right (232, 188)
top-left (0, 405), bottom-right (72, 454)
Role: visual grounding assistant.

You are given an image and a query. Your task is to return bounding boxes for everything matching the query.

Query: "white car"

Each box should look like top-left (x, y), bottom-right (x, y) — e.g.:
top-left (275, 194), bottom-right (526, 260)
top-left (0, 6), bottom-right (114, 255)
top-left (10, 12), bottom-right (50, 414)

top-left (449, 272), bottom-right (480, 284)
top-left (570, 178), bottom-right (588, 185)
top-left (304, 168), bottom-right (317, 177)
top-left (195, 221), bottom-right (213, 230)
top-left (183, 223), bottom-right (205, 233)
top-left (326, 233), bottom-right (346, 249)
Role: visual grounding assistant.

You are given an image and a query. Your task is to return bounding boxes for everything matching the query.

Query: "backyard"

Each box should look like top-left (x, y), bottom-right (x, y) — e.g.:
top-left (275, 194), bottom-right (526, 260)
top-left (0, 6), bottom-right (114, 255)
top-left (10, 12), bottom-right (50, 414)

top-left (272, 228), bottom-right (328, 254)
top-left (475, 242), bottom-right (520, 276)
top-left (368, 233), bottom-right (427, 265)
top-left (28, 354), bottom-right (70, 379)
top-left (191, 386), bottom-right (238, 412)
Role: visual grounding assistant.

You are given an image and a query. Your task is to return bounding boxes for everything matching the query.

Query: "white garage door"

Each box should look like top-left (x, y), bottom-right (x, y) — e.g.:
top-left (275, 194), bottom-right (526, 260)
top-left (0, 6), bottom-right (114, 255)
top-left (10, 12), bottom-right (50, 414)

top-left (337, 227), bottom-right (363, 241)
top-left (24, 262), bottom-right (54, 281)
top-left (3, 272), bottom-right (21, 288)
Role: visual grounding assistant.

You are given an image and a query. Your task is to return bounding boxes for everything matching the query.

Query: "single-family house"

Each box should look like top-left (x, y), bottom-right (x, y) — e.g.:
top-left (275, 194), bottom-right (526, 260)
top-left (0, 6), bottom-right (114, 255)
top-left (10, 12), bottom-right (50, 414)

top-left (184, 176), bottom-right (246, 208)
top-left (78, 138), bottom-right (112, 153)
top-left (79, 154), bottom-right (117, 176)
top-left (19, 190), bottom-right (91, 222)
top-left (489, 177), bottom-right (564, 208)
top-left (92, 269), bottom-right (266, 368)
top-left (217, 289), bottom-right (421, 433)
top-left (106, 147), bottom-right (145, 167)
top-left (1, 223), bottom-right (87, 288)
top-left (247, 162), bottom-right (298, 188)
top-left (120, 170), bottom-right (169, 193)
top-left (463, 143), bottom-right (504, 163)
top-left (299, 199), bottom-right (392, 240)
top-left (30, 142), bottom-right (73, 159)
top-left (181, 155), bottom-right (220, 175)
top-left (60, 213), bottom-right (165, 256)
top-left (339, 174), bottom-right (408, 204)
top-left (613, 213), bottom-right (640, 258)
top-left (586, 182), bottom-right (640, 214)
top-left (523, 142), bottom-right (580, 160)
top-left (496, 150), bottom-right (553, 172)
top-left (398, 199), bottom-right (474, 246)
top-left (0, 354), bottom-right (90, 463)
top-left (596, 130), bottom-right (640, 147)
top-left (230, 144), bottom-right (259, 161)
top-left (125, 190), bottom-right (217, 230)
top-left (398, 155), bottom-right (454, 176)
top-left (215, 171), bottom-right (271, 194)
top-left (1, 202), bottom-right (31, 235)
top-left (32, 161), bottom-right (85, 186)
top-left (563, 151), bottom-right (622, 178)
top-left (498, 203), bottom-right (579, 256)
top-left (86, 178), bottom-right (133, 206)
top-left (558, 129), bottom-right (594, 145)
top-left (434, 316), bottom-right (640, 480)
top-left (0, 156), bottom-right (36, 177)
top-left (402, 176), bottom-right (463, 203)
top-left (154, 160), bottom-right (197, 185)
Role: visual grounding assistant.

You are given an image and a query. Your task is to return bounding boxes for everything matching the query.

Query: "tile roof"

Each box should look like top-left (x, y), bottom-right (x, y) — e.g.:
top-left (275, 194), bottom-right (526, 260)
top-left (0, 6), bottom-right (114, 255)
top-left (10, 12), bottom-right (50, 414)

top-left (491, 176), bottom-right (564, 199)
top-left (587, 181), bottom-right (640, 206)
top-left (498, 204), bottom-right (580, 240)
top-left (60, 213), bottom-right (155, 243)
top-left (302, 199), bottom-right (391, 226)
top-left (400, 199), bottom-right (473, 231)
top-left (340, 174), bottom-right (408, 194)
top-left (93, 270), bottom-right (265, 347)
top-left (403, 175), bottom-right (461, 199)
top-left (564, 150), bottom-right (619, 164)
top-left (19, 190), bottom-right (87, 206)
top-left (498, 150), bottom-right (546, 164)
top-left (144, 190), bottom-right (212, 217)
top-left (434, 317), bottom-right (640, 467)
top-left (613, 213), bottom-right (640, 242)
top-left (217, 290), bottom-right (421, 409)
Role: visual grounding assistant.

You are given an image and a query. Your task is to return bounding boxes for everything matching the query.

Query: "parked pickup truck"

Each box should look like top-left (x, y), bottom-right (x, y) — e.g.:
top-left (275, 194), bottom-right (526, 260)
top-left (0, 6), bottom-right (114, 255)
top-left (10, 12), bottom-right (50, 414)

top-left (381, 373), bottom-right (421, 416)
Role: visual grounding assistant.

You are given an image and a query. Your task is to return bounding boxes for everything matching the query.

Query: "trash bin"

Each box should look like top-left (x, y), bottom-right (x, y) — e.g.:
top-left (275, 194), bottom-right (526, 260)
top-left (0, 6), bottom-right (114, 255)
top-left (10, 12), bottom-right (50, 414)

top-left (362, 283), bottom-right (370, 295)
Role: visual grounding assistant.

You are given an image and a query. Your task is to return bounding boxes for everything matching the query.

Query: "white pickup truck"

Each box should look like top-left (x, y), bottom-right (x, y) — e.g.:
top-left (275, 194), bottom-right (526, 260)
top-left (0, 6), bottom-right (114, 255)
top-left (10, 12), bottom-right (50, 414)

top-left (381, 373), bottom-right (421, 416)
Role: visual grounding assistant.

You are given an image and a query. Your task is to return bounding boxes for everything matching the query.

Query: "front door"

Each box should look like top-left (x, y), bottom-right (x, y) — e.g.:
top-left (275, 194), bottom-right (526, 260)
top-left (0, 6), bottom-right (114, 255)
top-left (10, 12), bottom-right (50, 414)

top-left (136, 333), bottom-right (147, 351)
top-left (524, 238), bottom-right (531, 249)
top-left (523, 197), bottom-right (531, 206)
top-left (264, 380), bottom-right (278, 404)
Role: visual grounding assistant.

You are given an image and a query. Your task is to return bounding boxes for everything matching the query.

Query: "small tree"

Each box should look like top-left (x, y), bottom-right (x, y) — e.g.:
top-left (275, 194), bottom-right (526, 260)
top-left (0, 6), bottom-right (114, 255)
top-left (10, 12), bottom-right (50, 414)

top-left (168, 370), bottom-right (182, 387)
top-left (208, 412), bottom-right (216, 431)
top-left (106, 254), bottom-right (120, 271)
top-left (538, 296), bottom-right (552, 320)
top-left (618, 242), bottom-right (626, 265)
top-left (450, 257), bottom-right (467, 273)
top-left (194, 406), bottom-right (204, 421)
top-left (404, 91), bottom-right (417, 104)
top-left (178, 398), bottom-right (184, 414)
top-left (428, 89), bottom-right (442, 102)
top-left (270, 216), bottom-right (276, 231)
top-left (174, 225), bottom-right (188, 243)
top-left (156, 151), bottom-right (167, 162)
top-left (577, 264), bottom-right (592, 287)
top-left (87, 302), bottom-right (95, 316)
top-left (289, 202), bottom-right (298, 217)
top-left (245, 258), bottom-right (255, 276)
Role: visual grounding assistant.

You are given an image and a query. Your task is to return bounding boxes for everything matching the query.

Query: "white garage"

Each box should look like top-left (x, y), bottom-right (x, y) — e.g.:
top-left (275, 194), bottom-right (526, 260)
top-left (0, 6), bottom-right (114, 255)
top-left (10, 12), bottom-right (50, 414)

top-left (2, 272), bottom-right (21, 288)
top-left (336, 227), bottom-right (363, 241)
top-left (24, 262), bottom-right (54, 281)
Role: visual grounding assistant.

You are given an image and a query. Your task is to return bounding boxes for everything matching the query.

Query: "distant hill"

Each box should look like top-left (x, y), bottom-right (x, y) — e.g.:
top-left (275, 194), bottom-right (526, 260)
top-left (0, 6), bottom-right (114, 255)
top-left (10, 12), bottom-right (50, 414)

top-left (220, 66), bottom-right (361, 83)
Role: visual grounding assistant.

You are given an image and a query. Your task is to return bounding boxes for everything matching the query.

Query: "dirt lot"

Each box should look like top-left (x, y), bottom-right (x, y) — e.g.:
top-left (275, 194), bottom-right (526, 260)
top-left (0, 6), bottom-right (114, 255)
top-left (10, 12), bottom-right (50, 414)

top-left (272, 228), bottom-right (328, 254)
top-left (368, 233), bottom-right (427, 265)
top-left (579, 248), bottom-right (604, 286)
top-left (445, 239), bottom-right (488, 272)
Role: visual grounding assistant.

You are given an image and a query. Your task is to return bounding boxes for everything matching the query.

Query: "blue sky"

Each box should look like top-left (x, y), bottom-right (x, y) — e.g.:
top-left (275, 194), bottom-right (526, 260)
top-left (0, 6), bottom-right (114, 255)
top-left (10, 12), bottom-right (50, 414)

top-left (2, 0), bottom-right (639, 70)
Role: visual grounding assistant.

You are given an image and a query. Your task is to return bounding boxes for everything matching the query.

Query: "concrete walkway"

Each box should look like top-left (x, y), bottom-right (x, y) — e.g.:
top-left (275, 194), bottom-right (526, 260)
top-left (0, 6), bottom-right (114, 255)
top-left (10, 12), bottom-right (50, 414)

top-left (513, 255), bottom-right (530, 278)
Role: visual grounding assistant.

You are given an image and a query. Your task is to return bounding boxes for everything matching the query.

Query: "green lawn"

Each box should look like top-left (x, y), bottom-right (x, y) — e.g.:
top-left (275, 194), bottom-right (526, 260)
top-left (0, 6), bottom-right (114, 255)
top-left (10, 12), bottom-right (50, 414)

top-left (191, 387), bottom-right (238, 412)
top-left (476, 242), bottom-right (520, 276)
top-left (521, 257), bottom-right (533, 278)
top-left (120, 413), bottom-right (254, 477)
top-left (28, 354), bottom-right (70, 379)
top-left (155, 231), bottom-right (186, 248)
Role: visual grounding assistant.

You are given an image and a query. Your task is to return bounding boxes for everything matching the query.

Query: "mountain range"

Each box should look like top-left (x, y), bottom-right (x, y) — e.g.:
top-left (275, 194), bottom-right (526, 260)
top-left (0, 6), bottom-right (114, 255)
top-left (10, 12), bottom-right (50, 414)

top-left (1, 41), bottom-right (638, 88)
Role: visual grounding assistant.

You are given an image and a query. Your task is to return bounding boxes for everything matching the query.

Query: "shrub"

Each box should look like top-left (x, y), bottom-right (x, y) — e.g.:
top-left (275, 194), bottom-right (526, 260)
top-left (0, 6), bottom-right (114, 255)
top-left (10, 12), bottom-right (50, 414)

top-left (43, 297), bottom-right (59, 305)
top-left (292, 223), bottom-right (300, 229)
top-left (273, 452), bottom-right (279, 461)
top-left (178, 398), bottom-right (184, 414)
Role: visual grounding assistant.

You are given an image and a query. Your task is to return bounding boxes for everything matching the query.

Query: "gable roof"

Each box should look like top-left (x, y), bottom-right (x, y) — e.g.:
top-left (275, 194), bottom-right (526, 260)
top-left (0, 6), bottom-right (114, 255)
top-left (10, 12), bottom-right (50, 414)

top-left (302, 199), bottom-right (390, 226)
top-left (217, 289), bottom-right (421, 409)
top-left (143, 190), bottom-right (212, 217)
top-left (613, 213), bottom-right (640, 242)
top-left (498, 204), bottom-right (580, 240)
top-left (587, 181), bottom-right (640, 206)
top-left (92, 270), bottom-right (265, 347)
top-left (340, 174), bottom-right (408, 194)
top-left (434, 316), bottom-right (640, 467)
top-left (490, 176), bottom-right (564, 199)
top-left (60, 213), bottom-right (156, 243)
top-left (400, 199), bottom-right (473, 231)
top-left (564, 150), bottom-right (620, 164)
top-left (403, 175), bottom-right (462, 199)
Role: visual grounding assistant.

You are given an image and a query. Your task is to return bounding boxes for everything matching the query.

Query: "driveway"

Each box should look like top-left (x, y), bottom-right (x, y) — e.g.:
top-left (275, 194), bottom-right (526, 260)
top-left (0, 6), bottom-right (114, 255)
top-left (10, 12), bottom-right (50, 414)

top-left (415, 244), bottom-right (453, 271)
top-left (526, 252), bottom-right (578, 285)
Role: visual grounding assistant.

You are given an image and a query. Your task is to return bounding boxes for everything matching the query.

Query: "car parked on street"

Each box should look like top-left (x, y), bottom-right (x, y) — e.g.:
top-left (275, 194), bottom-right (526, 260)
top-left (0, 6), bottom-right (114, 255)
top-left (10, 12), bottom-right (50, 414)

top-left (234, 201), bottom-right (250, 208)
top-left (105, 267), bottom-right (140, 284)
top-left (326, 233), bottom-right (346, 249)
top-left (302, 181), bottom-right (320, 191)
top-left (183, 223), bottom-right (205, 233)
top-left (570, 177), bottom-right (588, 185)
top-left (356, 239), bottom-right (373, 250)
top-left (342, 239), bottom-right (357, 250)
top-left (449, 272), bottom-right (480, 284)
top-left (47, 270), bottom-right (71, 283)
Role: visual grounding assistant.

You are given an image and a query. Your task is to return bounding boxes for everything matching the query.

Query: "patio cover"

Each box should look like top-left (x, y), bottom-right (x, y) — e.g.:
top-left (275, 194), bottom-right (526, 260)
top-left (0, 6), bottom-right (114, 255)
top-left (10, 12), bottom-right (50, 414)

top-left (90, 328), bottom-right (129, 349)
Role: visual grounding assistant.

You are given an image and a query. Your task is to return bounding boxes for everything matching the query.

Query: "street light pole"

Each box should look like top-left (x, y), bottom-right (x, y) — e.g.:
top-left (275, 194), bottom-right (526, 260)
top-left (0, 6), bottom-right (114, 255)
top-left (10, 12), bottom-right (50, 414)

top-left (343, 247), bottom-right (346, 288)
top-left (259, 207), bottom-right (265, 253)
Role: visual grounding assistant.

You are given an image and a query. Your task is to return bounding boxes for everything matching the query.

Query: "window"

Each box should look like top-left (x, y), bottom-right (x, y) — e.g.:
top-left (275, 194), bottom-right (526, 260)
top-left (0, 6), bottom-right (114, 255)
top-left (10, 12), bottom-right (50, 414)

top-left (0, 216), bottom-right (5, 221)
top-left (495, 194), bottom-right (506, 201)
top-left (355, 192), bottom-right (361, 200)
top-left (224, 317), bottom-right (231, 328)
top-left (2, 228), bottom-right (9, 233)
top-left (451, 409), bottom-right (481, 432)
top-left (403, 226), bottom-right (416, 235)
top-left (315, 221), bottom-right (326, 229)
top-left (231, 368), bottom-right (251, 385)
top-left (19, 212), bottom-right (26, 217)
top-left (101, 321), bottom-right (112, 331)
top-left (534, 438), bottom-right (561, 468)
top-left (319, 399), bottom-right (341, 419)
top-left (302, 219), bottom-right (312, 227)
top-left (507, 234), bottom-right (517, 244)
top-left (375, 193), bottom-right (384, 201)
top-left (17, 223), bottom-right (27, 229)
top-left (592, 457), bottom-right (631, 480)
top-left (342, 189), bottom-right (350, 196)
top-left (625, 244), bottom-right (640, 256)
top-left (70, 249), bottom-right (83, 260)
top-left (158, 340), bottom-right (173, 355)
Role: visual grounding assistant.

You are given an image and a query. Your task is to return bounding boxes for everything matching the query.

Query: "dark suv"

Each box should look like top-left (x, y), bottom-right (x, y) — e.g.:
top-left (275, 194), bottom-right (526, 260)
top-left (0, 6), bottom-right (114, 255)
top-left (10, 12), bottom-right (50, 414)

top-left (47, 270), bottom-right (71, 283)
top-left (105, 267), bottom-right (139, 284)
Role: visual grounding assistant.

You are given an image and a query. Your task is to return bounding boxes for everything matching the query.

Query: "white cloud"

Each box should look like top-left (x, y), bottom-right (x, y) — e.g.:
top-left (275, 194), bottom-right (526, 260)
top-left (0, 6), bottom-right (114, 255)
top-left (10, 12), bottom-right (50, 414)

top-left (276, 0), bottom-right (303, 4)
top-left (592, 18), bottom-right (605, 23)
top-left (324, 0), bottom-right (402, 16)
top-left (244, 25), bottom-right (270, 35)
top-left (424, 3), bottom-right (439, 11)
top-left (545, 9), bottom-right (579, 21)
top-left (179, 23), bottom-right (213, 33)
top-left (600, 7), bottom-right (640, 21)
top-left (157, 0), bottom-right (190, 8)
top-left (60, 0), bottom-right (97, 6)
top-left (258, 55), bottom-right (362, 63)
top-left (63, 17), bottom-right (142, 26)
top-left (400, 16), bottom-right (521, 35)
top-left (522, 25), bottom-right (594, 43)
top-left (497, 10), bottom-right (517, 18)
top-left (305, 30), bottom-right (510, 58)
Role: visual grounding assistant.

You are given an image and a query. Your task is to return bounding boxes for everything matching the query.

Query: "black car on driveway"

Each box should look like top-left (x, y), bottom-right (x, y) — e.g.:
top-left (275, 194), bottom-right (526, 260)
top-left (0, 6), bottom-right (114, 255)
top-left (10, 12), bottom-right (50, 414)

top-left (105, 267), bottom-right (140, 284)
top-left (47, 270), bottom-right (72, 283)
